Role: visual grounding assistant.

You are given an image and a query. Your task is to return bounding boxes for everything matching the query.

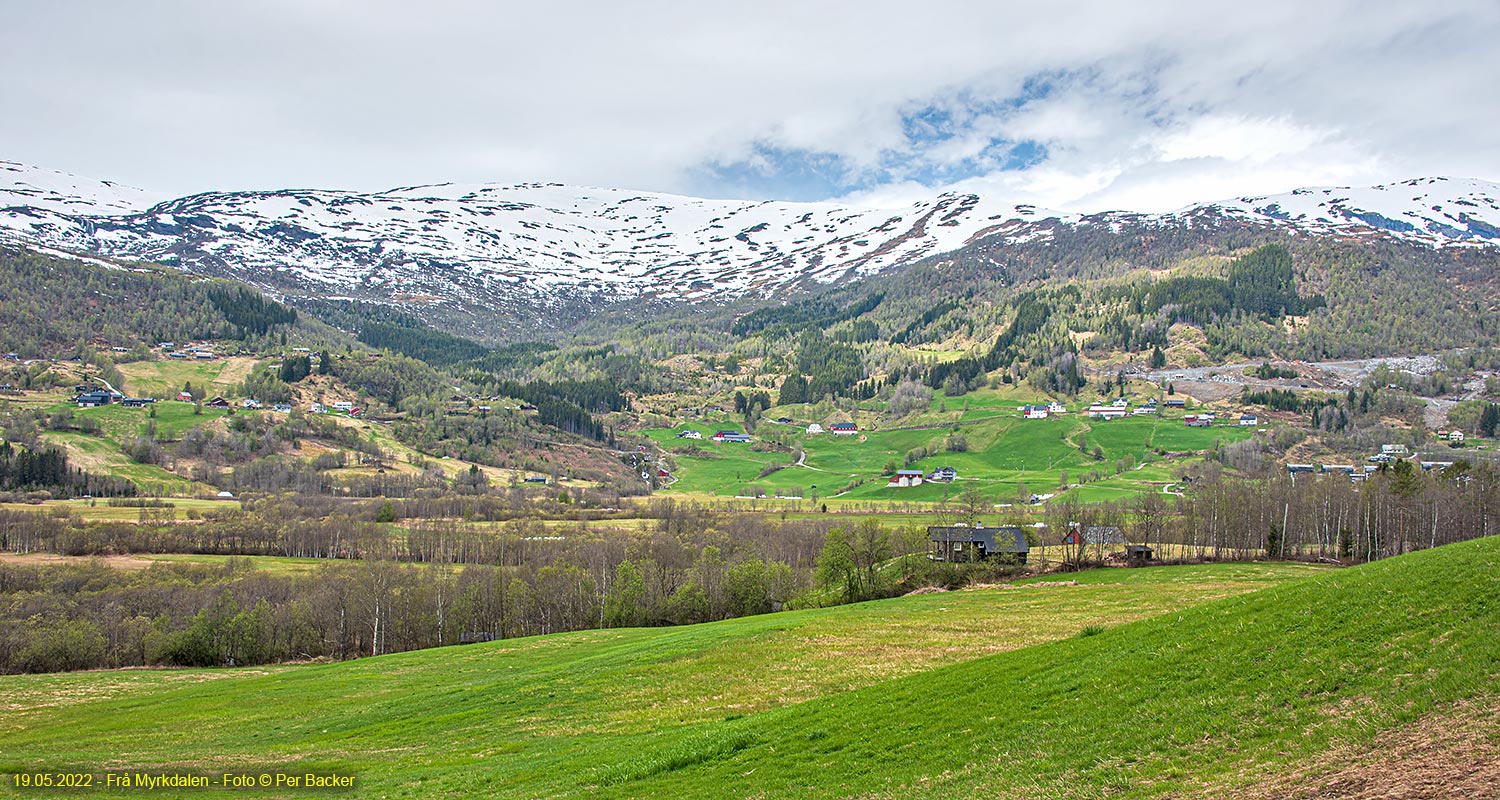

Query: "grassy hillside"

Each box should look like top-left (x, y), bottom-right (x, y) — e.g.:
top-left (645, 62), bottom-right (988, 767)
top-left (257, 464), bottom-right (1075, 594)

top-left (3, 540), bottom-right (1494, 798)
top-left (616, 539), bottom-right (1499, 799)
top-left (0, 562), bottom-right (1327, 797)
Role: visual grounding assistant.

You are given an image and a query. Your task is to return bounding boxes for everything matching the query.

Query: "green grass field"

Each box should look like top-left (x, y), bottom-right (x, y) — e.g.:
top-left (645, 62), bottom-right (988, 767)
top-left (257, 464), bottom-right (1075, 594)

top-left (115, 358), bottom-right (256, 400)
top-left (20, 553), bottom-right (1491, 799)
top-left (649, 406), bottom-right (1254, 505)
top-left (0, 497), bottom-right (238, 521)
top-left (70, 400), bottom-right (231, 443)
top-left (39, 431), bottom-right (207, 496)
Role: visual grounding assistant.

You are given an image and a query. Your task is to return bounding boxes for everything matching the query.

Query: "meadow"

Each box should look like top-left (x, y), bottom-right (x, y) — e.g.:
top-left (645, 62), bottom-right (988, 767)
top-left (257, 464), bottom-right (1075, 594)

top-left (649, 389), bottom-right (1253, 506)
top-left (0, 560), bottom-right (1337, 798)
top-left (115, 357), bottom-right (257, 400)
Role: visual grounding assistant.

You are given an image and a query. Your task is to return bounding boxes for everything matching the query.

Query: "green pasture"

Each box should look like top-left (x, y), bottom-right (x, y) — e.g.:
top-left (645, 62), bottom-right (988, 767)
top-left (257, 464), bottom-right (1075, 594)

top-left (0, 559), bottom-right (1353, 798)
top-left (650, 410), bottom-right (1254, 505)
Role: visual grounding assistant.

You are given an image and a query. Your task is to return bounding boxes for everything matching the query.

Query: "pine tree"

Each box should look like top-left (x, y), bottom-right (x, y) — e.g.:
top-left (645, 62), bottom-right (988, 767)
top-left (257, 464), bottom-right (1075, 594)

top-left (1479, 403), bottom-right (1500, 438)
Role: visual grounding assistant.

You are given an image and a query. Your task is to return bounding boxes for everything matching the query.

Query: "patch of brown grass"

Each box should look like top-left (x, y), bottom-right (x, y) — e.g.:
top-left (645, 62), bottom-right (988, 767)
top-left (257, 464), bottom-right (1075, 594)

top-left (1222, 698), bottom-right (1500, 799)
top-left (0, 552), bottom-right (155, 570)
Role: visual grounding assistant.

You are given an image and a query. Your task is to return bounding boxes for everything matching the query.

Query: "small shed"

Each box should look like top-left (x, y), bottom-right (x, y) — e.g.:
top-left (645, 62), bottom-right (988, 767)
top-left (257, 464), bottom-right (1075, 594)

top-left (928, 525), bottom-right (1029, 564)
top-left (1125, 544), bottom-right (1153, 566)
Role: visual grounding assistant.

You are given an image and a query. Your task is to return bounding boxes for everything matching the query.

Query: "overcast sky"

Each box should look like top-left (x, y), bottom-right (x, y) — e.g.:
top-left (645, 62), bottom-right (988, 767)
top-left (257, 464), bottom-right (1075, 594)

top-left (3, 1), bottom-right (1497, 211)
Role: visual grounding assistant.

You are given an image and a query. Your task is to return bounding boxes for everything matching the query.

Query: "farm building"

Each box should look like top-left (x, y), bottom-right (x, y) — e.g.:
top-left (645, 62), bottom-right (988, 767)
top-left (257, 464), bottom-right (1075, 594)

top-left (1239, 414), bottom-right (1259, 426)
top-left (830, 422), bottom-right (859, 435)
top-left (928, 525), bottom-right (1029, 563)
top-left (1062, 523), bottom-right (1127, 546)
top-left (1166, 398), bottom-right (1186, 409)
top-left (76, 390), bottom-right (115, 408)
top-left (927, 466), bottom-right (957, 482)
top-left (712, 430), bottom-right (753, 443)
top-left (888, 469), bottom-right (925, 487)
top-left (1021, 405), bottom-right (1049, 419)
top-left (1087, 405), bottom-right (1128, 420)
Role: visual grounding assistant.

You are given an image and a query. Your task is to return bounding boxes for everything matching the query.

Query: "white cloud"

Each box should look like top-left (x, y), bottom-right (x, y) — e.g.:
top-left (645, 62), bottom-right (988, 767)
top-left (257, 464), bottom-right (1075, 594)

top-left (1156, 117), bottom-right (1334, 165)
top-left (0, 0), bottom-right (1496, 213)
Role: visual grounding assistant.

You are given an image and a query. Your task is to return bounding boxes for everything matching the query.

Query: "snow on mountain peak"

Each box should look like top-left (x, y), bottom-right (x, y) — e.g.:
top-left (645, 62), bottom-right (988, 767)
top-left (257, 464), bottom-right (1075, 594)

top-left (0, 160), bottom-right (164, 216)
top-left (2, 162), bottom-right (1498, 324)
top-left (1196, 177), bottom-right (1500, 244)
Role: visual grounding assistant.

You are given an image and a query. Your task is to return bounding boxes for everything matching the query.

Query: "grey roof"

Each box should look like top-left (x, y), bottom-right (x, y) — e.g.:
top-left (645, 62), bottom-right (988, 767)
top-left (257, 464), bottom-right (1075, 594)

top-left (1079, 525), bottom-right (1126, 545)
top-left (928, 525), bottom-right (1029, 553)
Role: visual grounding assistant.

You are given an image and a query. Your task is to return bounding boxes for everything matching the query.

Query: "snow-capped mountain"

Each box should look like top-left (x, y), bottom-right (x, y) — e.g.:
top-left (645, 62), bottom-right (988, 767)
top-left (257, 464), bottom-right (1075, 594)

top-left (1197, 177), bottom-right (1500, 244)
top-left (3, 160), bottom-right (1499, 326)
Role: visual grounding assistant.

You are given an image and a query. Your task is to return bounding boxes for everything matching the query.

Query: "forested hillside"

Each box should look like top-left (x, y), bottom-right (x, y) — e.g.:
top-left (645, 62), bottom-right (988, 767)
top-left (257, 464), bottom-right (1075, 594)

top-left (0, 248), bottom-right (259, 357)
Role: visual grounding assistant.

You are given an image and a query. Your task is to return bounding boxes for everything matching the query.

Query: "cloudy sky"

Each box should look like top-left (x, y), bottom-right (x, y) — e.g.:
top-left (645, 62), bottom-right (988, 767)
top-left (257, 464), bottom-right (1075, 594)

top-left (2, 1), bottom-right (1497, 211)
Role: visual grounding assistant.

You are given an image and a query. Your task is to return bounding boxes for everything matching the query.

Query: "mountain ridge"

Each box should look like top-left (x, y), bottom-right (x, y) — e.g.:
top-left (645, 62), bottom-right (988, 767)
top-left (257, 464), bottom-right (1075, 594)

top-left (3, 160), bottom-right (1499, 332)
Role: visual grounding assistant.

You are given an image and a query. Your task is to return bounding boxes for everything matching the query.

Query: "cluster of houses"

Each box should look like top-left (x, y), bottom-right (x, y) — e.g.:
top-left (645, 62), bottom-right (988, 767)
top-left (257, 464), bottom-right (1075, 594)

top-left (1286, 461), bottom-right (1455, 482)
top-left (1019, 401), bottom-right (1069, 419)
top-left (1088, 397), bottom-right (1141, 420)
top-left (1021, 397), bottom-right (1203, 421)
top-left (1367, 444), bottom-right (1409, 464)
top-left (310, 401), bottom-right (361, 417)
top-left (1286, 463), bottom-right (1369, 481)
top-left (678, 420), bottom-right (862, 443)
top-left (711, 430), bottom-right (753, 443)
top-left (1288, 445), bottom-right (1461, 483)
top-left (76, 385), bottom-right (325, 418)
top-left (75, 388), bottom-right (125, 407)
top-left (800, 421), bottom-right (859, 435)
top-left (1184, 411), bottom-right (1260, 427)
top-left (159, 342), bottom-right (219, 361)
top-left (887, 465), bottom-right (958, 487)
